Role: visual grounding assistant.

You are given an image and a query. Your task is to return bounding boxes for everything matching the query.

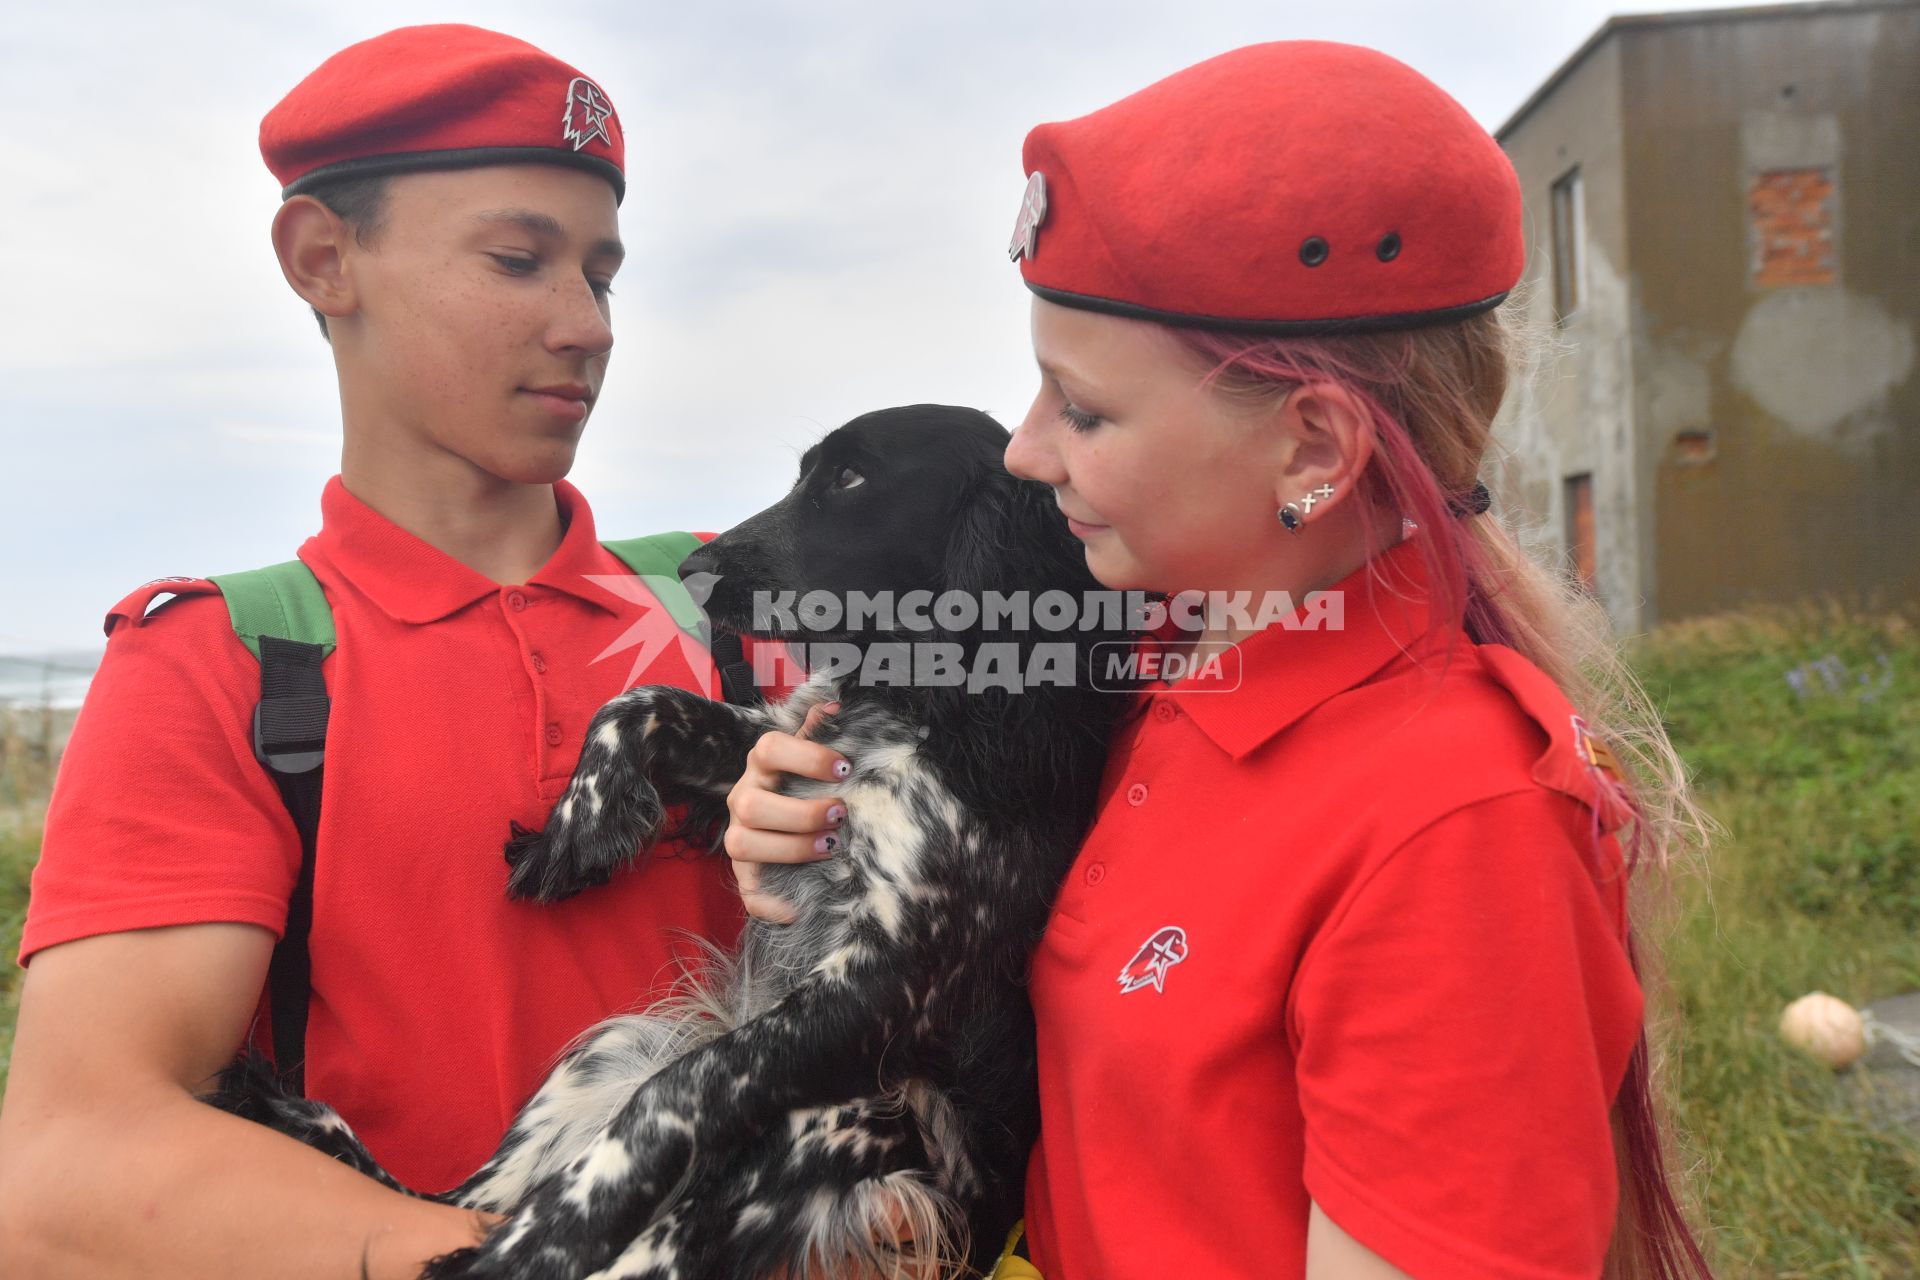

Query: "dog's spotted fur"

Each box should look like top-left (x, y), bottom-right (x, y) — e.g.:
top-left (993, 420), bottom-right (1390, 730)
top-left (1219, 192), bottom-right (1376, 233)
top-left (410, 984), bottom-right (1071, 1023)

top-left (207, 406), bottom-right (1136, 1278)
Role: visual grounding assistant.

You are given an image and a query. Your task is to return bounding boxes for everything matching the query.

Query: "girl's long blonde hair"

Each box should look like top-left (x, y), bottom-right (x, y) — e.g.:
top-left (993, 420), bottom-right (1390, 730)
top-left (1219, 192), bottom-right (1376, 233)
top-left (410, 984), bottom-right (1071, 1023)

top-left (1174, 294), bottom-right (1719, 1280)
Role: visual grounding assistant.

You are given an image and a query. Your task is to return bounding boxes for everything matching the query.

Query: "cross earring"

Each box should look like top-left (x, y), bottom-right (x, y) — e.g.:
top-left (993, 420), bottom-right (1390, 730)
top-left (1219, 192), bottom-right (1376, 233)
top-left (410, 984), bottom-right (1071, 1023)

top-left (1278, 484), bottom-right (1335, 535)
top-left (1297, 483), bottom-right (1336, 514)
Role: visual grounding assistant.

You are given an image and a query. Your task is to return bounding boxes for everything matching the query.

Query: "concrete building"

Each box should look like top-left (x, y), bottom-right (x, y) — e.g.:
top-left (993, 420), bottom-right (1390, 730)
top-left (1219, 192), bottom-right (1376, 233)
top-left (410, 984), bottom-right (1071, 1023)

top-left (1493, 0), bottom-right (1918, 631)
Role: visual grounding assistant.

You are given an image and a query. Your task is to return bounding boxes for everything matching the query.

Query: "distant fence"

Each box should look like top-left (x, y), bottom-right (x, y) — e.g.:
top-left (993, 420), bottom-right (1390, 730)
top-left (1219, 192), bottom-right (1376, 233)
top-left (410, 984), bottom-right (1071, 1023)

top-left (0, 656), bottom-right (95, 809)
top-left (0, 702), bottom-right (83, 810)
top-left (0, 657), bottom-right (97, 710)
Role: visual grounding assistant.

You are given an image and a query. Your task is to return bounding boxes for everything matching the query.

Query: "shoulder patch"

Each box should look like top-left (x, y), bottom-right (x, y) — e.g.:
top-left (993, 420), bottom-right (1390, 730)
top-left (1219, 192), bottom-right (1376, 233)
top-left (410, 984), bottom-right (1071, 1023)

top-left (105, 577), bottom-right (220, 637)
top-left (1474, 644), bottom-right (1636, 834)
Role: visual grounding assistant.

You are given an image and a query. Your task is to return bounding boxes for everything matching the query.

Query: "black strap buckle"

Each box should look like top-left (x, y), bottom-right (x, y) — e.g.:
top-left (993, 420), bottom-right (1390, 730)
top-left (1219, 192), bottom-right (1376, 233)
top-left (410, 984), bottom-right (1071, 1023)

top-left (252, 697), bottom-right (329, 774)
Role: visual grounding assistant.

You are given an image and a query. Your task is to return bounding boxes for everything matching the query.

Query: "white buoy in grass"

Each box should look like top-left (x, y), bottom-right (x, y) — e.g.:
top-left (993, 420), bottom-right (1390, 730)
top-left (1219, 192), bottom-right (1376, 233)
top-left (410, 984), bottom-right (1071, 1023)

top-left (1779, 992), bottom-right (1867, 1069)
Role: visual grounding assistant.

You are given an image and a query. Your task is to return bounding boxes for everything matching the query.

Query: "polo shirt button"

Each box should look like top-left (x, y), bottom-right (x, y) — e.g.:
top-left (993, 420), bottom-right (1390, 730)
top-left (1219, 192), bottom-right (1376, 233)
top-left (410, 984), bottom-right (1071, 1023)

top-left (544, 722), bottom-right (562, 746)
top-left (1126, 782), bottom-right (1148, 806)
top-left (1084, 861), bottom-right (1107, 886)
top-left (530, 651), bottom-right (547, 673)
top-left (507, 590), bottom-right (528, 612)
top-left (1153, 701), bottom-right (1178, 723)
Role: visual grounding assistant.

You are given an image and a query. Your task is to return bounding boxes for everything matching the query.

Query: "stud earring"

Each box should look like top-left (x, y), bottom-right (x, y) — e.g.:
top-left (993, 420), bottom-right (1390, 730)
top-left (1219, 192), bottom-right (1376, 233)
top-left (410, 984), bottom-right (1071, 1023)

top-left (1278, 502), bottom-right (1304, 534)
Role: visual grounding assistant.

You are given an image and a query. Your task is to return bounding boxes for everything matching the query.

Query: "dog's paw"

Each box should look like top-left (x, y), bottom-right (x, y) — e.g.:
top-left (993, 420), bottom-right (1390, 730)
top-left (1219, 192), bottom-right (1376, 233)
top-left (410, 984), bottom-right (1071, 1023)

top-left (503, 779), bottom-right (667, 903)
top-left (418, 1214), bottom-right (616, 1280)
top-left (417, 1245), bottom-right (485, 1279)
top-left (416, 1246), bottom-right (572, 1280)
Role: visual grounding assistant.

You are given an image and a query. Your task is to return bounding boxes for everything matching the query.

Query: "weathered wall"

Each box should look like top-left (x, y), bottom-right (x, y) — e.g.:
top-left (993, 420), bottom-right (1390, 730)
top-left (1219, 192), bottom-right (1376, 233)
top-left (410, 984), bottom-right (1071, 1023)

top-left (1621, 3), bottom-right (1920, 620)
top-left (1496, 37), bottom-right (1645, 632)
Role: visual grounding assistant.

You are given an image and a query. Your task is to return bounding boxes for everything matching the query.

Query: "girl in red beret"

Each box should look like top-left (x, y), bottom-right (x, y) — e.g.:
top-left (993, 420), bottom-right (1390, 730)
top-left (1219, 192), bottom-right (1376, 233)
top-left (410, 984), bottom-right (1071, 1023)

top-left (730, 41), bottom-right (1717, 1280)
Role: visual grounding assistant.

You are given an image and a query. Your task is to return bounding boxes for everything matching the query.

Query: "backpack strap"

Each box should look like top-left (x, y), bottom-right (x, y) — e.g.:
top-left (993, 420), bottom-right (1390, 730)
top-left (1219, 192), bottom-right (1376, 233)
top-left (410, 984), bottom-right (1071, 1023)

top-left (599, 533), bottom-right (706, 631)
top-left (203, 534), bottom-right (755, 1094)
top-left (600, 533), bottom-right (762, 707)
top-left (211, 559), bottom-right (337, 661)
top-left (207, 560), bottom-right (333, 1095)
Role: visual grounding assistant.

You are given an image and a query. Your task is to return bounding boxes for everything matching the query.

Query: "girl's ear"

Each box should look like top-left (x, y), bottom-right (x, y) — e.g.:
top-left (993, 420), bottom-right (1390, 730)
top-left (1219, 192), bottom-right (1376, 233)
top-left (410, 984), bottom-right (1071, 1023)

top-left (272, 196), bottom-right (357, 327)
top-left (1269, 381), bottom-right (1376, 515)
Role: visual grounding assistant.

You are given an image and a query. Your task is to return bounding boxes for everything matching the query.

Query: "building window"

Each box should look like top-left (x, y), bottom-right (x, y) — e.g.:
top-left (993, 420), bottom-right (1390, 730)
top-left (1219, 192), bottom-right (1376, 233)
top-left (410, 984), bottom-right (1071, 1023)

top-left (1565, 473), bottom-right (1597, 595)
top-left (1550, 167), bottom-right (1585, 324)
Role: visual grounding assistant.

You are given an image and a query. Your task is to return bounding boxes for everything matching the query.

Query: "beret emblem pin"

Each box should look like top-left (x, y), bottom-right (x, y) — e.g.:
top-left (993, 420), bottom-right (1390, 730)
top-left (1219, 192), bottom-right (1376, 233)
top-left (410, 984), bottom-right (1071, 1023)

top-left (1008, 171), bottom-right (1049, 263)
top-left (562, 77), bottom-right (616, 152)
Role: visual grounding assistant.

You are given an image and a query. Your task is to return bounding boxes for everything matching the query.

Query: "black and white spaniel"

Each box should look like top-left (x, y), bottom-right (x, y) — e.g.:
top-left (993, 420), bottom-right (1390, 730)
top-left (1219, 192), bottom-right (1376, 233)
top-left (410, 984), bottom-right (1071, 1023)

top-left (211, 404), bottom-right (1138, 1279)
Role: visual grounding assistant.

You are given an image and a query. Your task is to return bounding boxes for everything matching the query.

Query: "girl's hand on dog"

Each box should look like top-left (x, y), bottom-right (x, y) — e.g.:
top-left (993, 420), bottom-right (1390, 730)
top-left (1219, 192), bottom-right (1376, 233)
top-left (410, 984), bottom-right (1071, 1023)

top-left (725, 701), bottom-right (847, 924)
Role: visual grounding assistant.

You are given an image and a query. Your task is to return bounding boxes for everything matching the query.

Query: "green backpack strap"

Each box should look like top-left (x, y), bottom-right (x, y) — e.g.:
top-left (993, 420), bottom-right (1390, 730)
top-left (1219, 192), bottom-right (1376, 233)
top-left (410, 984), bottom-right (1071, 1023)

top-left (208, 560), bottom-right (337, 660)
top-left (206, 557), bottom-right (332, 1095)
top-left (599, 532), bottom-right (708, 637)
top-left (602, 532), bottom-right (762, 707)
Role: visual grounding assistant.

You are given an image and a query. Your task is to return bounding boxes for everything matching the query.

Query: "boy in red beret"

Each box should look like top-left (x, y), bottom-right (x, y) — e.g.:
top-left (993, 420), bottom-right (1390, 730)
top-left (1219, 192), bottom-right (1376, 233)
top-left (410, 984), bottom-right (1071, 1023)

top-left (0, 25), bottom-right (750, 1278)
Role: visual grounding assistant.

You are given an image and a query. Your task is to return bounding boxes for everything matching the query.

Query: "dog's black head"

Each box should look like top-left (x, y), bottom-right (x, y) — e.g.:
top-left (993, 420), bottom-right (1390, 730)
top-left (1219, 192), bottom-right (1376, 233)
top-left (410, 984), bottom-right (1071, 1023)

top-left (686, 403), bottom-right (1137, 860)
top-left (683, 404), bottom-right (1098, 649)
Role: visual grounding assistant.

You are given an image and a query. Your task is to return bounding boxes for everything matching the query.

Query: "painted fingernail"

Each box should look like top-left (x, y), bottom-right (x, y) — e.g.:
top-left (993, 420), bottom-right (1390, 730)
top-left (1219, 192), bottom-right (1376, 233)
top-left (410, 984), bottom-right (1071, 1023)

top-left (814, 834), bottom-right (839, 855)
top-left (833, 760), bottom-right (852, 779)
top-left (826, 805), bottom-right (847, 825)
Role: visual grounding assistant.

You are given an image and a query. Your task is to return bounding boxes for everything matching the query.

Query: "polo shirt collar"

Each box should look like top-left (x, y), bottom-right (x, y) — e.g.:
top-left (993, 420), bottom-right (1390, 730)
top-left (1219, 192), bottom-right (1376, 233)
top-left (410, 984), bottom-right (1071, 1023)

top-left (1162, 534), bottom-right (1462, 760)
top-left (310, 475), bottom-right (619, 624)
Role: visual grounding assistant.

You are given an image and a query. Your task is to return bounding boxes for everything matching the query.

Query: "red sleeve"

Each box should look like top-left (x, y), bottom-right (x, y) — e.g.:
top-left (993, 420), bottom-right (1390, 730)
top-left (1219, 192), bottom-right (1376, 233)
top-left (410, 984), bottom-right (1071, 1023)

top-left (1290, 787), bottom-right (1645, 1280)
top-left (20, 591), bottom-right (301, 965)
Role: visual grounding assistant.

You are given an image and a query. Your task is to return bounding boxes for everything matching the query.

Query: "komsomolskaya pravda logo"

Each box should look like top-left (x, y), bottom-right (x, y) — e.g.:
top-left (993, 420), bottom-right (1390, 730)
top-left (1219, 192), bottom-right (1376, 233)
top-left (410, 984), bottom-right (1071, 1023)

top-left (1118, 926), bottom-right (1189, 995)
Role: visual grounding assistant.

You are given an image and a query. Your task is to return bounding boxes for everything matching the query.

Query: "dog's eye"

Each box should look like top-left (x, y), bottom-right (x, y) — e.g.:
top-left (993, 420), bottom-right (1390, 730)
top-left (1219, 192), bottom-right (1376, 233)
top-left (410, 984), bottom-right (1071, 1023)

top-left (834, 467), bottom-right (865, 490)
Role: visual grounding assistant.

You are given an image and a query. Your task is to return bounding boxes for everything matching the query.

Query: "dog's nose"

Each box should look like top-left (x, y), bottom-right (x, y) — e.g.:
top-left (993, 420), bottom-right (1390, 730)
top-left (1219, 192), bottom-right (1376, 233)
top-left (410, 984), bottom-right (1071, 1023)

top-left (679, 547), bottom-right (719, 580)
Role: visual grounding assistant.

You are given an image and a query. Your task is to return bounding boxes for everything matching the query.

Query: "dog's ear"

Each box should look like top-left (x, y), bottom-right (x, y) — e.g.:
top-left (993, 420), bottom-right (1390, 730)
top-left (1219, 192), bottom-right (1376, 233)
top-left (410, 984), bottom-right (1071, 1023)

top-left (926, 457), bottom-right (1129, 831)
top-left (936, 469), bottom-right (1015, 606)
top-left (936, 467), bottom-right (1089, 639)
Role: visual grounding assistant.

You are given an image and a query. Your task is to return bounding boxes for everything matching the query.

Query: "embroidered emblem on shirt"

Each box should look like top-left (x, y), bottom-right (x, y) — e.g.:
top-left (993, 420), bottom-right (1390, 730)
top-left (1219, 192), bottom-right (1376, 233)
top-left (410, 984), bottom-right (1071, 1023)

top-left (563, 77), bottom-right (616, 152)
top-left (1118, 925), bottom-right (1189, 995)
top-left (1007, 171), bottom-right (1049, 263)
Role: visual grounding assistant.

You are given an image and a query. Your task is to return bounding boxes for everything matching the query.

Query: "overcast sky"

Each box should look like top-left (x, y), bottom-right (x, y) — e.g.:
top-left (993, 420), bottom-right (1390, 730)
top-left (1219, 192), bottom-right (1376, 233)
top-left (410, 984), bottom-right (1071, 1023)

top-left (0, 0), bottom-right (1768, 656)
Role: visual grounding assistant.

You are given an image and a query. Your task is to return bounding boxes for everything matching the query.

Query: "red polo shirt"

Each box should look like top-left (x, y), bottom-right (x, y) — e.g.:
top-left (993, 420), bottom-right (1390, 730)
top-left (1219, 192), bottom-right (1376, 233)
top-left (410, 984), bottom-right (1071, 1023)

top-left (22, 476), bottom-right (746, 1193)
top-left (1025, 534), bottom-right (1645, 1280)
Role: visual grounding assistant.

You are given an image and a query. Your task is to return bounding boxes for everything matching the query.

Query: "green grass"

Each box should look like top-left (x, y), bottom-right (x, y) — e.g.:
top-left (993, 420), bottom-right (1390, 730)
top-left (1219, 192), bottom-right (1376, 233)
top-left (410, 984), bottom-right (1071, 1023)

top-left (0, 816), bottom-right (38, 1096)
top-left (0, 603), bottom-right (1916, 1272)
top-left (1630, 603), bottom-right (1920, 1276)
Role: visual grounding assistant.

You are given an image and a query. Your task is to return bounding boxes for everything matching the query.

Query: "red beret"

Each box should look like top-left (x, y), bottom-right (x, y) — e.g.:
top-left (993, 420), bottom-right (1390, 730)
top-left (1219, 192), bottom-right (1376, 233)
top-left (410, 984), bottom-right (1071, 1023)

top-left (261, 24), bottom-right (625, 204)
top-left (1009, 42), bottom-right (1522, 334)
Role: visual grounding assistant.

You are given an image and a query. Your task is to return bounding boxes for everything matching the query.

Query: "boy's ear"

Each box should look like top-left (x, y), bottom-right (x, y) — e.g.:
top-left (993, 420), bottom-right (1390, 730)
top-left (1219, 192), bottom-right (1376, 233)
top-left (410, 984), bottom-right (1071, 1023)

top-left (271, 196), bottom-right (356, 325)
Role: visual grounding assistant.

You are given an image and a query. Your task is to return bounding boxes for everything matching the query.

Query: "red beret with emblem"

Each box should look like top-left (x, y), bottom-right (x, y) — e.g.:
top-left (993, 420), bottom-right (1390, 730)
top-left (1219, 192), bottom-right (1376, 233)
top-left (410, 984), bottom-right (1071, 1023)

top-left (1009, 42), bottom-right (1522, 333)
top-left (261, 24), bottom-right (625, 204)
